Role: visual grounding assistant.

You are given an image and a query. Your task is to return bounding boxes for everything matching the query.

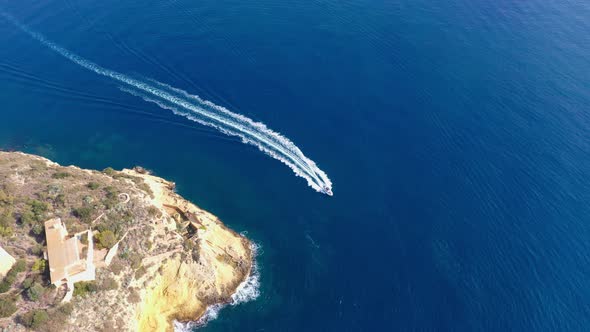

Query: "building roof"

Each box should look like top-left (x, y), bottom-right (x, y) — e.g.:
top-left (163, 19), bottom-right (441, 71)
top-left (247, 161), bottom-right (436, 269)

top-left (44, 218), bottom-right (87, 284)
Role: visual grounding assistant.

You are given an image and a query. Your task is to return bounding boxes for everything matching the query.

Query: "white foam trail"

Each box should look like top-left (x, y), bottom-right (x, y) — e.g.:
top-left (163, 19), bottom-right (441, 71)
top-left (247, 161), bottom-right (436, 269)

top-left (1, 12), bottom-right (333, 195)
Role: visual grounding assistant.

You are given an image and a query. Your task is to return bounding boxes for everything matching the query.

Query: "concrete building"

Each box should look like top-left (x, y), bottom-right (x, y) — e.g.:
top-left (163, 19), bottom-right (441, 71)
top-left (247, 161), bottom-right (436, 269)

top-left (44, 218), bottom-right (95, 288)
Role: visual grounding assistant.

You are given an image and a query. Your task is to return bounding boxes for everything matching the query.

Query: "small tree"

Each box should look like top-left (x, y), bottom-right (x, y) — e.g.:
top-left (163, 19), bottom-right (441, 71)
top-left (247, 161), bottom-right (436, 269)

top-left (30, 244), bottom-right (44, 257)
top-left (21, 309), bottom-right (49, 329)
top-left (73, 206), bottom-right (93, 223)
top-left (22, 277), bottom-right (34, 290)
top-left (20, 210), bottom-right (35, 226)
top-left (31, 223), bottom-right (44, 236)
top-left (13, 260), bottom-right (26, 273)
top-left (96, 230), bottom-right (117, 249)
top-left (58, 302), bottom-right (73, 315)
top-left (28, 200), bottom-right (49, 220)
top-left (73, 281), bottom-right (97, 297)
top-left (26, 283), bottom-right (44, 302)
top-left (0, 208), bottom-right (14, 238)
top-left (32, 259), bottom-right (46, 273)
top-left (103, 167), bottom-right (116, 176)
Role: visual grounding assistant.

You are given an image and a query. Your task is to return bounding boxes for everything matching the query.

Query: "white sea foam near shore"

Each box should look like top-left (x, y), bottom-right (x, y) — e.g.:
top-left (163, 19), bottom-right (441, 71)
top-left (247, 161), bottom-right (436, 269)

top-left (174, 242), bottom-right (261, 331)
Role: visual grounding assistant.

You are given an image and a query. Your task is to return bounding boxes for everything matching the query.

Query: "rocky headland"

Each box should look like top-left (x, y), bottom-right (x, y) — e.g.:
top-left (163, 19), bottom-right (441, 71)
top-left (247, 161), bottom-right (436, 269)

top-left (0, 151), bottom-right (254, 331)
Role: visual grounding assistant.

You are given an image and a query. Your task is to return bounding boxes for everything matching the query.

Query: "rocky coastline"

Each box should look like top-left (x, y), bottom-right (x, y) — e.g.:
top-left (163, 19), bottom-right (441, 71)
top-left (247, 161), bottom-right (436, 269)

top-left (0, 152), bottom-right (254, 332)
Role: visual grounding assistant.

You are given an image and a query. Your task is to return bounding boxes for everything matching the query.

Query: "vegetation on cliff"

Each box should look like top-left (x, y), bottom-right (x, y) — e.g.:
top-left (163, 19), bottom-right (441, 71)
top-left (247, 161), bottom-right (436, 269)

top-left (0, 152), bottom-right (253, 331)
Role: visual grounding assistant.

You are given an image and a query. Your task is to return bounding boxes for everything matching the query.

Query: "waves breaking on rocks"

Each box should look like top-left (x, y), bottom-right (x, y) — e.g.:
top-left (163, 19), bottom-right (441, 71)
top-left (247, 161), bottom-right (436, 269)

top-left (173, 241), bottom-right (261, 331)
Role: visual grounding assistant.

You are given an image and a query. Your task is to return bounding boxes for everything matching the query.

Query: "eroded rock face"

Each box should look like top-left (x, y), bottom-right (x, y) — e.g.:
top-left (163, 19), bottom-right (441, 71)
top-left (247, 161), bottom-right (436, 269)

top-left (127, 170), bottom-right (252, 332)
top-left (0, 152), bottom-right (252, 332)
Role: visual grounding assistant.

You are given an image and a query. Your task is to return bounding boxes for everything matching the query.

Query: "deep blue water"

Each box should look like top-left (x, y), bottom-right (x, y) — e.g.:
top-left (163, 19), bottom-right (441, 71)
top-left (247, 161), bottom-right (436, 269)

top-left (1, 0), bottom-right (590, 331)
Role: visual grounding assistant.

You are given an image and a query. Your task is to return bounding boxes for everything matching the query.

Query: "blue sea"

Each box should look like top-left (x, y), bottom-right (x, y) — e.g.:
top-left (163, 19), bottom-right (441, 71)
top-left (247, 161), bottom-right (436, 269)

top-left (1, 0), bottom-right (590, 331)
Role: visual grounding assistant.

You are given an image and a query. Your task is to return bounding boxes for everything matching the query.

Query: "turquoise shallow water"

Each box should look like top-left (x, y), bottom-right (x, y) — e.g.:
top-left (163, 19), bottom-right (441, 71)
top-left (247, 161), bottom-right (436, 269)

top-left (1, 0), bottom-right (590, 331)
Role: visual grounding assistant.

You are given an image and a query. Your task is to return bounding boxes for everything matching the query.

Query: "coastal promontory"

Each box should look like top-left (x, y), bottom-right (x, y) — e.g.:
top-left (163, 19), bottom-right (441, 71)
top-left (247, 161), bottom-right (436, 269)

top-left (0, 151), bottom-right (253, 331)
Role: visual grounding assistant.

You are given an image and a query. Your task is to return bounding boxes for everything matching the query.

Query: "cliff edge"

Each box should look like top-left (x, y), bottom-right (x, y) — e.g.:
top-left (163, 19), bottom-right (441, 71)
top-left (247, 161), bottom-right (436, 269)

top-left (0, 152), bottom-right (253, 332)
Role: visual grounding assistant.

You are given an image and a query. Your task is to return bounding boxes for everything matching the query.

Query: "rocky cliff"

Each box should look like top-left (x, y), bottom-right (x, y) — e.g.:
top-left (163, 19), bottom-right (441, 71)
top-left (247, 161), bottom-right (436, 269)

top-left (0, 152), bottom-right (253, 332)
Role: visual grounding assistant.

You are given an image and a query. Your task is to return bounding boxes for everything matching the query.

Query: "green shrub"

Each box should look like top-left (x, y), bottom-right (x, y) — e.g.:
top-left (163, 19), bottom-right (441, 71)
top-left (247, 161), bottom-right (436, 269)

top-left (147, 206), bottom-right (160, 218)
top-left (109, 261), bottom-right (125, 275)
top-left (0, 190), bottom-right (13, 206)
top-left (22, 277), bottom-right (34, 290)
top-left (128, 253), bottom-right (143, 270)
top-left (103, 167), bottom-right (116, 176)
top-left (73, 281), bottom-right (97, 297)
top-left (28, 160), bottom-right (47, 172)
top-left (54, 193), bottom-right (66, 207)
top-left (100, 277), bottom-right (119, 291)
top-left (20, 309), bottom-right (49, 329)
top-left (73, 206), bottom-right (93, 223)
top-left (58, 302), bottom-right (74, 315)
top-left (96, 230), bottom-right (117, 249)
top-left (0, 209), bottom-right (13, 226)
top-left (80, 232), bottom-right (88, 245)
top-left (19, 210), bottom-right (35, 226)
top-left (31, 244), bottom-right (44, 256)
top-left (0, 296), bottom-right (17, 318)
top-left (12, 260), bottom-right (26, 273)
top-left (83, 195), bottom-right (94, 205)
top-left (0, 208), bottom-right (14, 238)
top-left (28, 200), bottom-right (49, 218)
top-left (87, 182), bottom-right (100, 190)
top-left (25, 283), bottom-right (44, 301)
top-left (43, 308), bottom-right (70, 332)
top-left (19, 201), bottom-right (49, 233)
top-left (0, 226), bottom-right (13, 238)
top-left (118, 249), bottom-right (129, 260)
top-left (134, 266), bottom-right (147, 280)
top-left (31, 259), bottom-right (46, 273)
top-left (51, 172), bottom-right (71, 179)
top-left (105, 186), bottom-right (118, 198)
top-left (47, 183), bottom-right (61, 195)
top-left (101, 186), bottom-right (120, 209)
top-left (31, 223), bottom-right (44, 236)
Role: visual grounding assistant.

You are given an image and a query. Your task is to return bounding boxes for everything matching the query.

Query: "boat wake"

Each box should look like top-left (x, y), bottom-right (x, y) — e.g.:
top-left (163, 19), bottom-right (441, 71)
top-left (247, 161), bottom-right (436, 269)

top-left (1, 12), bottom-right (333, 195)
